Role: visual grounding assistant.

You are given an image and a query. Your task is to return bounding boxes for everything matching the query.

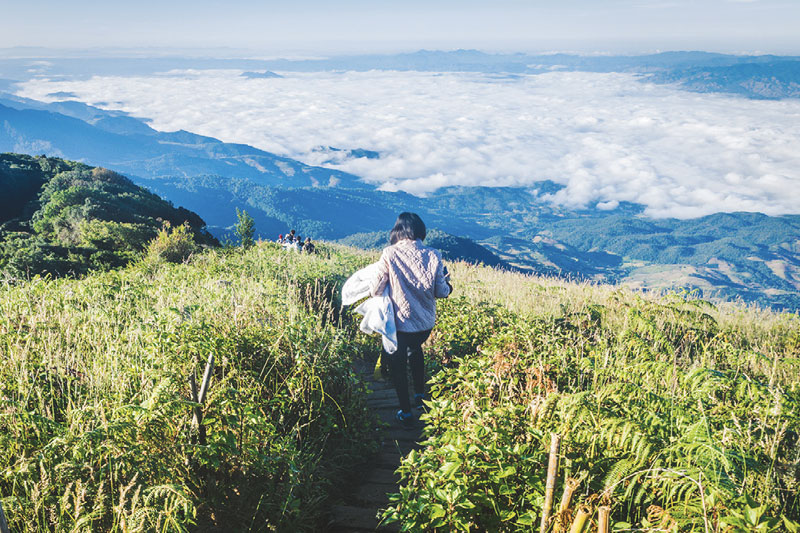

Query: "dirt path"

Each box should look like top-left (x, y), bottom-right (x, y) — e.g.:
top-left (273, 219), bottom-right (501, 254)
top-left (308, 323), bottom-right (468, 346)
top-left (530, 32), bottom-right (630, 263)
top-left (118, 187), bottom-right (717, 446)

top-left (327, 360), bottom-right (424, 532)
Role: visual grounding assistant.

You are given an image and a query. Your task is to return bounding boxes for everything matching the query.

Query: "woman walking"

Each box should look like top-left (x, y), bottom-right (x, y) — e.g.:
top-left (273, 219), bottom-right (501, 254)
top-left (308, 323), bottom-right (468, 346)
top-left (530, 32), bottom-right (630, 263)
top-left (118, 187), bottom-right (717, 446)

top-left (369, 212), bottom-right (452, 428)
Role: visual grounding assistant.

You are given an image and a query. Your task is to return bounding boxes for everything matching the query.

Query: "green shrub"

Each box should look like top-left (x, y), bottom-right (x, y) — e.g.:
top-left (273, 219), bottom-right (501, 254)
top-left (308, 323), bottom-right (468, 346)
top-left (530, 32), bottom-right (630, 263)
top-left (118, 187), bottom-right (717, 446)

top-left (235, 208), bottom-right (255, 249)
top-left (145, 222), bottom-right (200, 264)
top-left (385, 290), bottom-right (800, 531)
top-left (0, 153), bottom-right (217, 278)
top-left (427, 296), bottom-right (513, 369)
top-left (0, 243), bottom-right (379, 532)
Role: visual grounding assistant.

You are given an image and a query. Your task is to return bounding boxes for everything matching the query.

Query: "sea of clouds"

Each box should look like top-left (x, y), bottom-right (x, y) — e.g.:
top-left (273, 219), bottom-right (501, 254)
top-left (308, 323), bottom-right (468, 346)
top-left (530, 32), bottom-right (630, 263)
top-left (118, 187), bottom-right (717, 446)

top-left (17, 69), bottom-right (800, 218)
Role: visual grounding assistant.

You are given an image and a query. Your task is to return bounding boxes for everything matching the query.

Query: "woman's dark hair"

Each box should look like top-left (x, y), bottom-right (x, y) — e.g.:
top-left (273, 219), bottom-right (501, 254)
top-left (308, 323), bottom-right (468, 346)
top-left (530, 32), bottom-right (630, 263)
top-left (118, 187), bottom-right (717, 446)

top-left (389, 212), bottom-right (426, 245)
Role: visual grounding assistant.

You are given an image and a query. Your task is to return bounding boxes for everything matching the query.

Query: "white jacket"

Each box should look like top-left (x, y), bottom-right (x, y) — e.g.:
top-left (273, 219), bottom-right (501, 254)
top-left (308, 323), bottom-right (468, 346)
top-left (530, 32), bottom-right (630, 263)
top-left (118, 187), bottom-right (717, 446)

top-left (341, 263), bottom-right (398, 354)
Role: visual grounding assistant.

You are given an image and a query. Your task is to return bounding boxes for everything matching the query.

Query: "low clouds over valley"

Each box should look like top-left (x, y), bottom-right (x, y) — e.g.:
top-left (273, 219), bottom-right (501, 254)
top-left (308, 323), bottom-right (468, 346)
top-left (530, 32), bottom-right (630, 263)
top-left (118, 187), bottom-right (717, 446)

top-left (18, 69), bottom-right (800, 218)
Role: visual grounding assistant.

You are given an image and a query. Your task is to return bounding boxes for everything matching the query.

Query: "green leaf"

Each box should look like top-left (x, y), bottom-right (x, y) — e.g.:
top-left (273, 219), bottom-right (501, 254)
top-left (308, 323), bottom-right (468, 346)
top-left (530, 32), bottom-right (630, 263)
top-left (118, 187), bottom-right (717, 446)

top-left (457, 499), bottom-right (476, 510)
top-left (430, 504), bottom-right (446, 520)
top-left (498, 465), bottom-right (516, 478)
top-left (745, 503), bottom-right (761, 526)
top-left (783, 516), bottom-right (800, 533)
top-left (440, 461), bottom-right (461, 479)
top-left (517, 512), bottom-right (535, 526)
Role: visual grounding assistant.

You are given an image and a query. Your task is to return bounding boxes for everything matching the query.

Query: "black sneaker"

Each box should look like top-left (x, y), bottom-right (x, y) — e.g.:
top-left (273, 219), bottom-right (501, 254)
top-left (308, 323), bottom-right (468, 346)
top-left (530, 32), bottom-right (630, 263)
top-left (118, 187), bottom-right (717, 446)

top-left (395, 410), bottom-right (415, 429)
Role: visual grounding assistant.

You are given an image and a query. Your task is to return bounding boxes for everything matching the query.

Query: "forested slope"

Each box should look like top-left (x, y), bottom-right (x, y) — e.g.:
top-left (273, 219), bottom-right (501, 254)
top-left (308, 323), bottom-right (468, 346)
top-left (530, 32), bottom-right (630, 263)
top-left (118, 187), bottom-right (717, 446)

top-left (0, 153), bottom-right (216, 278)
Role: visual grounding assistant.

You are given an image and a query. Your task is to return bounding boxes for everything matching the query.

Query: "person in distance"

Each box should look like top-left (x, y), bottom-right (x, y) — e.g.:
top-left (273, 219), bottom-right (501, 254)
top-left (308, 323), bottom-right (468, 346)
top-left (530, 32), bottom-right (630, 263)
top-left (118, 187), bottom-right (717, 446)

top-left (369, 212), bottom-right (452, 429)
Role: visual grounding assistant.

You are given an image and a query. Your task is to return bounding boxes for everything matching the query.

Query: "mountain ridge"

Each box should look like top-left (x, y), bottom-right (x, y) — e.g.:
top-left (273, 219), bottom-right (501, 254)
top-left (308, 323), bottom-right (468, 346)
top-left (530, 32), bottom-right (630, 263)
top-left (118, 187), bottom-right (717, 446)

top-left (0, 94), bottom-right (797, 311)
top-left (4, 50), bottom-right (800, 99)
top-left (0, 152), bottom-right (217, 277)
top-left (0, 97), bottom-right (369, 189)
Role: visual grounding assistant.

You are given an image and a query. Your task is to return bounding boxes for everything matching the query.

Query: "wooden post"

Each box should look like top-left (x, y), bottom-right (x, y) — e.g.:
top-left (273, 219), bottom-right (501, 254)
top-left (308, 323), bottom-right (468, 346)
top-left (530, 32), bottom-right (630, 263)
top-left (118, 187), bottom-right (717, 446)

top-left (540, 433), bottom-right (561, 533)
top-left (189, 353), bottom-right (215, 445)
top-left (189, 371), bottom-right (204, 445)
top-left (0, 499), bottom-right (9, 533)
top-left (598, 505), bottom-right (610, 533)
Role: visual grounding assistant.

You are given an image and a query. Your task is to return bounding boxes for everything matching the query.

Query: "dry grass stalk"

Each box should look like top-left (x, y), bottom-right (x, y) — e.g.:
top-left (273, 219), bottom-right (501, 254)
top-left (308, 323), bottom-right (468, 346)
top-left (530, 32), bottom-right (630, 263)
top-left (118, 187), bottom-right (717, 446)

top-left (540, 432), bottom-right (561, 533)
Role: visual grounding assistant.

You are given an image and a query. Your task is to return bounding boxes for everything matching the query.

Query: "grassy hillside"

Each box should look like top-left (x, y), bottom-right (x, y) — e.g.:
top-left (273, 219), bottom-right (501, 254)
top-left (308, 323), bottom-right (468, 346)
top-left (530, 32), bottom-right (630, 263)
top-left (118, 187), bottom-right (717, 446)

top-left (385, 263), bottom-right (800, 531)
top-left (0, 153), bottom-right (216, 278)
top-left (0, 242), bottom-right (377, 531)
top-left (1, 238), bottom-right (798, 531)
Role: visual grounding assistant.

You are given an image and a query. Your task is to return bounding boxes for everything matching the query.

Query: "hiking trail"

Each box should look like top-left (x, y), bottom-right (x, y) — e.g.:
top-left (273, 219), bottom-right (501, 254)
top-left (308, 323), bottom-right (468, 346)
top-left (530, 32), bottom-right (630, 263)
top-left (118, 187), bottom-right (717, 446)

top-left (327, 358), bottom-right (424, 532)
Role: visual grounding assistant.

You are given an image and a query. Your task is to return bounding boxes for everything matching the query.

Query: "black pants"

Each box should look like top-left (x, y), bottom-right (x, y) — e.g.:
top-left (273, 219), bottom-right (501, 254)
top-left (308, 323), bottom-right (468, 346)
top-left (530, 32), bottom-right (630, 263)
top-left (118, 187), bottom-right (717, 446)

top-left (388, 329), bottom-right (432, 413)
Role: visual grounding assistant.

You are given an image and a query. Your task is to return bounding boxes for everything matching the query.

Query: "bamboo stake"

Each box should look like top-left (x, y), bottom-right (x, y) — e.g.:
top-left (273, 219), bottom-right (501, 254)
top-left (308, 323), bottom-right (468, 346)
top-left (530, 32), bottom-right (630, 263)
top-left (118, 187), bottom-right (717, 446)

top-left (553, 476), bottom-right (582, 533)
top-left (569, 505), bottom-right (591, 533)
top-left (597, 505), bottom-right (610, 533)
top-left (0, 499), bottom-right (9, 533)
top-left (540, 433), bottom-right (561, 533)
top-left (198, 353), bottom-right (214, 404)
top-left (189, 371), bottom-right (203, 444)
top-left (189, 353), bottom-right (215, 445)
top-left (559, 477), bottom-right (581, 513)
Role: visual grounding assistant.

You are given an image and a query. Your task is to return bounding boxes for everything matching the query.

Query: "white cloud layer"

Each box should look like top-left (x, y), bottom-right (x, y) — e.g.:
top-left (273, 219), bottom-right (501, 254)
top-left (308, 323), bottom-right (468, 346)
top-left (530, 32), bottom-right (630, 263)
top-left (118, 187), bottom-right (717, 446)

top-left (17, 69), bottom-right (800, 218)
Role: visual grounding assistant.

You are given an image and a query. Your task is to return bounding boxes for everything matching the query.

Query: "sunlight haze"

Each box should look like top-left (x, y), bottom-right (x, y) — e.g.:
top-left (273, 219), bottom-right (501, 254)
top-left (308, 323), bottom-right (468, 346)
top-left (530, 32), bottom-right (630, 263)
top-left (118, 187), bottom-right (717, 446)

top-left (4, 0), bottom-right (800, 54)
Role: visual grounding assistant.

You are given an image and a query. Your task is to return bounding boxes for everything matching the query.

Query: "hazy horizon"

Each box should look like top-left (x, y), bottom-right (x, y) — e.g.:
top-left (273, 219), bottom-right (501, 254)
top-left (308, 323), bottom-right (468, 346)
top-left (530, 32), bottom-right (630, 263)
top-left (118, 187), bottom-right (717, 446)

top-left (2, 45), bottom-right (800, 61)
top-left (4, 0), bottom-right (800, 56)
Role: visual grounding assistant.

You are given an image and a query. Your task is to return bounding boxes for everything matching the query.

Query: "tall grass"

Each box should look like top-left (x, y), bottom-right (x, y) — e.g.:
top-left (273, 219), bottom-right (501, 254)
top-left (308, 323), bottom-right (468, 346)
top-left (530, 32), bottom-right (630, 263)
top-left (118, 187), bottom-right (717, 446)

top-left (0, 243), bottom-right (376, 531)
top-left (3, 240), bottom-right (797, 532)
top-left (386, 260), bottom-right (800, 531)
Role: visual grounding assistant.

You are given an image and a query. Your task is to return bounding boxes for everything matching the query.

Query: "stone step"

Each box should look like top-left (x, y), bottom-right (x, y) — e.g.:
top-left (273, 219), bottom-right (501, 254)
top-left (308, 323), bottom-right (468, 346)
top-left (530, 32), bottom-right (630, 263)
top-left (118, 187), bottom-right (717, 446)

top-left (353, 483), bottom-right (395, 504)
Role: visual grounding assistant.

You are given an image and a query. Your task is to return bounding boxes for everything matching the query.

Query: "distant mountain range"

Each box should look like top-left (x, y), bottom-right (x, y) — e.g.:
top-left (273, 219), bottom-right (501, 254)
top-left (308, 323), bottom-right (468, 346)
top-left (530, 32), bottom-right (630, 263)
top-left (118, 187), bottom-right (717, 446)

top-left (0, 89), bottom-right (798, 311)
top-left (3, 50), bottom-right (800, 99)
top-left (0, 95), bottom-right (367, 189)
top-left (241, 71), bottom-right (283, 79)
top-left (336, 229), bottom-right (508, 269)
top-left (647, 60), bottom-right (800, 99)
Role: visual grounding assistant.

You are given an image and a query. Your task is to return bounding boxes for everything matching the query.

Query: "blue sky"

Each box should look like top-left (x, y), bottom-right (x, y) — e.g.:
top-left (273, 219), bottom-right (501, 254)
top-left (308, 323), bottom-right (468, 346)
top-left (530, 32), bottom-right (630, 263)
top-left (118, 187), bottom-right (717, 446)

top-left (4, 0), bottom-right (800, 54)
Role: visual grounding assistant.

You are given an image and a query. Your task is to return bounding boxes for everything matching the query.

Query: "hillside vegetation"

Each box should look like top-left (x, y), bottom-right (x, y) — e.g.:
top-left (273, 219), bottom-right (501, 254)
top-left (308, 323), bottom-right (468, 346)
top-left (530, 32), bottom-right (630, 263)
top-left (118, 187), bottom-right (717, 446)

top-left (0, 153), bottom-right (216, 278)
top-left (386, 263), bottom-right (800, 531)
top-left (0, 242), bottom-right (378, 531)
top-left (1, 237), bottom-right (798, 531)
